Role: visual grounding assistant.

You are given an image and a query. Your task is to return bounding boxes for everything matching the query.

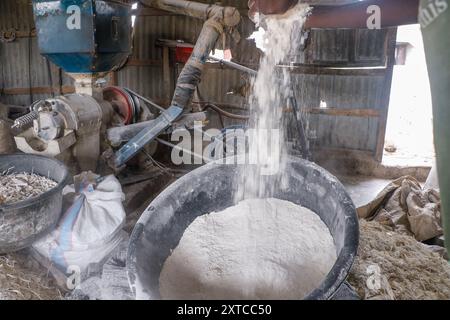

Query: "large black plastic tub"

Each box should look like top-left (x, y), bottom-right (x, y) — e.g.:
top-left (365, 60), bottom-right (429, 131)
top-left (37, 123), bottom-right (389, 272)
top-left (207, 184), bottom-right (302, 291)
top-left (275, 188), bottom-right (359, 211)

top-left (127, 156), bottom-right (359, 300)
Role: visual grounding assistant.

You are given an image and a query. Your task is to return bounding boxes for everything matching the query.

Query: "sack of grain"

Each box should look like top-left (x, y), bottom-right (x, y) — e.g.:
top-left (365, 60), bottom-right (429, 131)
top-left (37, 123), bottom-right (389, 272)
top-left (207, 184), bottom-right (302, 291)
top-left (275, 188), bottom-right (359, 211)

top-left (32, 174), bottom-right (126, 277)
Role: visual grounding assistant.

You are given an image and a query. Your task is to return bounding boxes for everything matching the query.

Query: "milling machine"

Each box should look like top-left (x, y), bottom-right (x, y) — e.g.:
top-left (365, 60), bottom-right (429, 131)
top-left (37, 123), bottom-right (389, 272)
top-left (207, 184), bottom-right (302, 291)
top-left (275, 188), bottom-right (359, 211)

top-left (12, 0), bottom-right (241, 173)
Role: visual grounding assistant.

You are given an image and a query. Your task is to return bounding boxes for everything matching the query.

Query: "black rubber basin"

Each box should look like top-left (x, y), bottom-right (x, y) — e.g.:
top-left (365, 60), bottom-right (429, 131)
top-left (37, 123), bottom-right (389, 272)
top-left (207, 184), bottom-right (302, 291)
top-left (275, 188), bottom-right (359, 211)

top-left (127, 156), bottom-right (359, 300)
top-left (0, 154), bottom-right (69, 253)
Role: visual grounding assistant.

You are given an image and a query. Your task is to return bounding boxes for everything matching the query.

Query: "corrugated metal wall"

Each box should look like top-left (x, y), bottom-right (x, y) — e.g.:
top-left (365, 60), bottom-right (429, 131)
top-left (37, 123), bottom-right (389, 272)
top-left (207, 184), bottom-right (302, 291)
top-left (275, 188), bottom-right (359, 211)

top-left (292, 26), bottom-right (396, 159)
top-left (0, 0), bottom-right (396, 160)
top-left (120, 0), bottom-right (259, 111)
top-left (0, 0), bottom-right (74, 106)
top-left (304, 27), bottom-right (395, 159)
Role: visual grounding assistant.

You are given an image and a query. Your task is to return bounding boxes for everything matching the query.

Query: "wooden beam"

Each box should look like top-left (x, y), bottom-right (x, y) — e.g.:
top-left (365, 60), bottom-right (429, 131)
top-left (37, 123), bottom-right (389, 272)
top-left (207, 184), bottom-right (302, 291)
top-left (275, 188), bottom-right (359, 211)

top-left (375, 28), bottom-right (398, 162)
top-left (304, 108), bottom-right (380, 117)
top-left (313, 146), bottom-right (374, 158)
top-left (162, 46), bottom-right (172, 102)
top-left (134, 8), bottom-right (180, 16)
top-left (206, 61), bottom-right (387, 77)
top-left (2, 85), bottom-right (75, 96)
top-left (124, 59), bottom-right (226, 68)
top-left (109, 71), bottom-right (119, 86)
top-left (125, 59), bottom-right (162, 67)
top-left (134, 7), bottom-right (249, 17)
top-left (123, 59), bottom-right (232, 68)
top-left (121, 59), bottom-right (386, 79)
top-left (288, 65), bottom-right (387, 76)
top-left (0, 29), bottom-right (36, 39)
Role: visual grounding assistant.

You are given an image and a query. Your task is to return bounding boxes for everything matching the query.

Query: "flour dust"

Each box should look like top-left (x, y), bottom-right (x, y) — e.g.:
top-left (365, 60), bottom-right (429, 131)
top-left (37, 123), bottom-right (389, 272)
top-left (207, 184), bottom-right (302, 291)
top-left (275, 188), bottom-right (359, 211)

top-left (235, 4), bottom-right (311, 201)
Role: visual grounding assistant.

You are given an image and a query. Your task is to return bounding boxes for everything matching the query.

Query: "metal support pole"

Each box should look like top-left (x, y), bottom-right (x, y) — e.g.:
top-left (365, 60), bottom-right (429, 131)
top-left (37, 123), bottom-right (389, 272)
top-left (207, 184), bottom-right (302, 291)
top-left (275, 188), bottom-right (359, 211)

top-left (208, 56), bottom-right (258, 77)
top-left (420, 0), bottom-right (450, 257)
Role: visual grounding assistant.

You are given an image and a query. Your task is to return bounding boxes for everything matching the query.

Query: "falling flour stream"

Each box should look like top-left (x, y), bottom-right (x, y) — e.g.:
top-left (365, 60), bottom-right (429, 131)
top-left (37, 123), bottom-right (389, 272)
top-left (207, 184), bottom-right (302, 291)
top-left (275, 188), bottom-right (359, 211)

top-left (236, 3), bottom-right (312, 200)
top-left (158, 4), bottom-right (337, 300)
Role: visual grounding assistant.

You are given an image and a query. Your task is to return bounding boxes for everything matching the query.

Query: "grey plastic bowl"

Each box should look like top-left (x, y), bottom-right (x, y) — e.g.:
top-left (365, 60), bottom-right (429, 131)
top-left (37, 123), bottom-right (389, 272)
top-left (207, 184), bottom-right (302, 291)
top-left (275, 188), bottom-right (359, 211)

top-left (127, 156), bottom-right (359, 300)
top-left (0, 154), bottom-right (69, 253)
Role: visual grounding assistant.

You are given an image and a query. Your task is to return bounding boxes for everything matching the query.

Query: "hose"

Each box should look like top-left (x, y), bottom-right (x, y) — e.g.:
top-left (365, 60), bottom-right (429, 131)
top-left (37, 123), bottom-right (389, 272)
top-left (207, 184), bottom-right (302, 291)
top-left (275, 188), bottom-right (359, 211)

top-left (201, 104), bottom-right (249, 121)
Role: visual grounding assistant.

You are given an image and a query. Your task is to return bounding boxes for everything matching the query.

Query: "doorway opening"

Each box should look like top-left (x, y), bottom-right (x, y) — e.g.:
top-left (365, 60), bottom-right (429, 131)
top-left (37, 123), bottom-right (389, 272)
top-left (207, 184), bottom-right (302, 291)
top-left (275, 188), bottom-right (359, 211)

top-left (383, 24), bottom-right (434, 167)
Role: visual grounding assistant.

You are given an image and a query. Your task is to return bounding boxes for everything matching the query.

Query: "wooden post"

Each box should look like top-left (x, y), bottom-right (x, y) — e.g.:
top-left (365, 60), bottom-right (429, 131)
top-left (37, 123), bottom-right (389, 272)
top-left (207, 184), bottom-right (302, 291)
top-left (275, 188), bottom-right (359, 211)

top-left (375, 27), bottom-right (398, 162)
top-left (162, 46), bottom-right (171, 104)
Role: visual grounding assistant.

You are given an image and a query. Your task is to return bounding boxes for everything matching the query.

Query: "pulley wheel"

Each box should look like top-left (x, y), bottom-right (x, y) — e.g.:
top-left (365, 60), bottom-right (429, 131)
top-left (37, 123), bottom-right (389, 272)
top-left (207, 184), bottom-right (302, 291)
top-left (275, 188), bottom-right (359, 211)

top-left (103, 86), bottom-right (135, 125)
top-left (124, 88), bottom-right (141, 124)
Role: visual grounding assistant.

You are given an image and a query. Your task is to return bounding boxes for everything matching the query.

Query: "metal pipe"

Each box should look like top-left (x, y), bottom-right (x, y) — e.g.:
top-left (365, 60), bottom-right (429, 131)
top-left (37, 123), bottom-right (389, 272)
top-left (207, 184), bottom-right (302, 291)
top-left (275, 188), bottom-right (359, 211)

top-left (142, 0), bottom-right (240, 109)
top-left (155, 137), bottom-right (211, 163)
top-left (141, 0), bottom-right (240, 25)
top-left (248, 0), bottom-right (419, 28)
top-left (108, 112), bottom-right (207, 146)
top-left (108, 119), bottom-right (157, 147)
top-left (112, 1), bottom-right (241, 169)
top-left (171, 23), bottom-right (221, 109)
top-left (305, 0), bottom-right (419, 29)
top-left (207, 57), bottom-right (310, 160)
top-left (208, 56), bottom-right (258, 77)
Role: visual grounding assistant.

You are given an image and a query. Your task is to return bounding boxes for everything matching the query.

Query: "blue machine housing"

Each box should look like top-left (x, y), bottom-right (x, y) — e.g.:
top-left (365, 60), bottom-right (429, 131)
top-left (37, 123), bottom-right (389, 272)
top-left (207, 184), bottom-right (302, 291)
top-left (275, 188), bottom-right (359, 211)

top-left (32, 0), bottom-right (132, 74)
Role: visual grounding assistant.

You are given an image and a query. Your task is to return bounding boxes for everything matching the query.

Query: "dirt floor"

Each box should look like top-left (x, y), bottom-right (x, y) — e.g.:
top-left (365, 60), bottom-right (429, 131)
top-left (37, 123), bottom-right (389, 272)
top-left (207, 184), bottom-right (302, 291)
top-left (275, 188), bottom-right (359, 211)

top-left (2, 219), bottom-right (449, 300)
top-left (348, 220), bottom-right (450, 300)
top-left (2, 178), bottom-right (449, 301)
top-left (0, 252), bottom-right (62, 300)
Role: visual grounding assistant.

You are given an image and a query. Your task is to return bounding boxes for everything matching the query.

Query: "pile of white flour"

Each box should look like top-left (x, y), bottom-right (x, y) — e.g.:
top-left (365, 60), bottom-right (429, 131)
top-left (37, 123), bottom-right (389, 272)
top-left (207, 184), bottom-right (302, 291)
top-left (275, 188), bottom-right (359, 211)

top-left (159, 198), bottom-right (336, 300)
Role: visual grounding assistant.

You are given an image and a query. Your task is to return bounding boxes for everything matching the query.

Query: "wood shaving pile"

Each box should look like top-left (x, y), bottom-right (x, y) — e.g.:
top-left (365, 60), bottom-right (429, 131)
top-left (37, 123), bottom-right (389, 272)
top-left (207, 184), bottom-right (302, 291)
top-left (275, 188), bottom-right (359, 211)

top-left (0, 253), bottom-right (62, 300)
top-left (0, 170), bottom-right (57, 205)
top-left (348, 220), bottom-right (450, 300)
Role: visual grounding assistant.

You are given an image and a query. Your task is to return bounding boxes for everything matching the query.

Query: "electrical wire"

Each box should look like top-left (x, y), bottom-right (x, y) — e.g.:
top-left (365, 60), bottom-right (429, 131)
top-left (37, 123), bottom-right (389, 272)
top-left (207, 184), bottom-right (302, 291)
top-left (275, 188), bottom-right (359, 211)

top-left (155, 137), bottom-right (211, 163)
top-left (194, 87), bottom-right (249, 123)
top-left (141, 148), bottom-right (170, 173)
top-left (201, 103), bottom-right (250, 121)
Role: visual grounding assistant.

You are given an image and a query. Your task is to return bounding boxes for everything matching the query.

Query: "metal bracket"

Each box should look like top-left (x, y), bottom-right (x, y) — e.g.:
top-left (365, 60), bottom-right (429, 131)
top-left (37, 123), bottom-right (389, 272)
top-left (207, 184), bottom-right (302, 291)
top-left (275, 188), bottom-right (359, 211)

top-left (112, 105), bottom-right (183, 169)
